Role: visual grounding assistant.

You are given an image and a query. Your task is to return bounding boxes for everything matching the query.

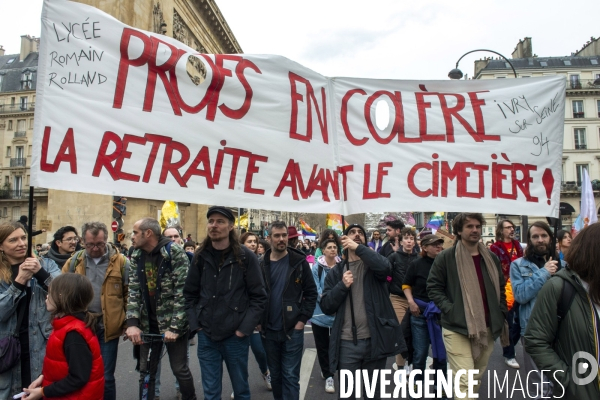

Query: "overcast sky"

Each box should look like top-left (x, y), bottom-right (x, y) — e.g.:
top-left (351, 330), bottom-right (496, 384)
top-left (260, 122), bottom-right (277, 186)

top-left (2, 0), bottom-right (599, 79)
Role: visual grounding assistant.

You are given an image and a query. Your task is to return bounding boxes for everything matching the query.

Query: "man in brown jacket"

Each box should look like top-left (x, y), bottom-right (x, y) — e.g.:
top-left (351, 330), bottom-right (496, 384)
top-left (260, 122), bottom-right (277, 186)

top-left (63, 221), bottom-right (130, 400)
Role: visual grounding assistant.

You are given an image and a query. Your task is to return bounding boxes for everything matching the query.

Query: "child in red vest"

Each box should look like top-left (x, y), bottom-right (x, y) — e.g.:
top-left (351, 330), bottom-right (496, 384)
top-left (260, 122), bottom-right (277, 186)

top-left (23, 273), bottom-right (105, 399)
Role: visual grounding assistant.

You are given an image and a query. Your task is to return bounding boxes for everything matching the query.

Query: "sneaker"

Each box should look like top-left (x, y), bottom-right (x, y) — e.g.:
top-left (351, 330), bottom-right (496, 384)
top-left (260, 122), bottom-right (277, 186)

top-left (392, 362), bottom-right (398, 371)
top-left (404, 364), bottom-right (413, 374)
top-left (230, 392), bottom-right (234, 399)
top-left (504, 357), bottom-right (520, 369)
top-left (325, 377), bottom-right (335, 393)
top-left (263, 370), bottom-right (272, 390)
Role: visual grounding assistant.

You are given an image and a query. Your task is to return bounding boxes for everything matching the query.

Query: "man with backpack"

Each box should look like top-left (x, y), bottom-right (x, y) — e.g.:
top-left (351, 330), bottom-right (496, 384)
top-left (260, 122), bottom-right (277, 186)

top-left (184, 206), bottom-right (267, 400)
top-left (126, 217), bottom-right (197, 400)
top-left (510, 221), bottom-right (564, 398)
top-left (63, 221), bottom-right (130, 400)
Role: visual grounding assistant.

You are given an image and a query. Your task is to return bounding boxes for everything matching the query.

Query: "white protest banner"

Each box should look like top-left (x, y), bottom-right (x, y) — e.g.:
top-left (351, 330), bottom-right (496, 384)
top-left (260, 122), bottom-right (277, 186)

top-left (32, 0), bottom-right (566, 216)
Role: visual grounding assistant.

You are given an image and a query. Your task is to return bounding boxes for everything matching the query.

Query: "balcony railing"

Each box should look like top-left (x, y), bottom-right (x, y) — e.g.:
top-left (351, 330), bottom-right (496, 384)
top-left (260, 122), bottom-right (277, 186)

top-left (0, 190), bottom-right (25, 199)
top-left (0, 105), bottom-right (31, 114)
top-left (573, 111), bottom-right (585, 118)
top-left (575, 144), bottom-right (588, 150)
top-left (567, 79), bottom-right (600, 90)
top-left (10, 158), bottom-right (26, 167)
top-left (14, 131), bottom-right (26, 138)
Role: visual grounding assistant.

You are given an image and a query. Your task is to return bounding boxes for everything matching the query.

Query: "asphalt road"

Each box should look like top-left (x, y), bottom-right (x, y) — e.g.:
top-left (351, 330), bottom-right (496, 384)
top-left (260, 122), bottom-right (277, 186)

top-left (115, 323), bottom-right (532, 400)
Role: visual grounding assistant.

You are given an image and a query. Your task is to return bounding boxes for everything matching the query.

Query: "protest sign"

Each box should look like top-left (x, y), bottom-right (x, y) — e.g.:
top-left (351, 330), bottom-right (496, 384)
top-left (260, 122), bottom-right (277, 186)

top-left (32, 0), bottom-right (566, 216)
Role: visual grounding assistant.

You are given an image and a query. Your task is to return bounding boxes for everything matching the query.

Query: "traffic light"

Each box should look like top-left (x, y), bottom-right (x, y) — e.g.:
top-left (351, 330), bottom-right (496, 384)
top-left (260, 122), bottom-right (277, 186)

top-left (113, 196), bottom-right (127, 219)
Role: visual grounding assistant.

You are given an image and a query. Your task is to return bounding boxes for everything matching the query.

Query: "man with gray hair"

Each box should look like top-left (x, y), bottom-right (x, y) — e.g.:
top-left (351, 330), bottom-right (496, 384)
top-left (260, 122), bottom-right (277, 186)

top-left (63, 221), bottom-right (130, 400)
top-left (126, 218), bottom-right (196, 400)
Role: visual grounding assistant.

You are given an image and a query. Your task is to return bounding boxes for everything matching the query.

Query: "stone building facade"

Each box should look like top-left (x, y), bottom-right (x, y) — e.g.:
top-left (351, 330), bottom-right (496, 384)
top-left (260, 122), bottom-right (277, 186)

top-left (0, 0), bottom-right (242, 245)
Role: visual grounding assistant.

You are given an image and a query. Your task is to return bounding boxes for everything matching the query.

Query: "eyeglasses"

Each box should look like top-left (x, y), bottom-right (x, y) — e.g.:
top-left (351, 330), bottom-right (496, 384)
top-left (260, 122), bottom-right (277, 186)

top-left (62, 237), bottom-right (80, 243)
top-left (503, 226), bottom-right (515, 230)
top-left (84, 242), bottom-right (106, 249)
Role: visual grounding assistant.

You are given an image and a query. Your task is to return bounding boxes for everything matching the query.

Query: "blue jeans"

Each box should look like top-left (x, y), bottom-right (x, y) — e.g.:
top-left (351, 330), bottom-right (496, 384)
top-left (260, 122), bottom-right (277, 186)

top-left (262, 329), bottom-right (304, 400)
top-left (250, 332), bottom-right (269, 374)
top-left (197, 330), bottom-right (251, 400)
top-left (411, 315), bottom-right (447, 384)
top-left (97, 328), bottom-right (119, 400)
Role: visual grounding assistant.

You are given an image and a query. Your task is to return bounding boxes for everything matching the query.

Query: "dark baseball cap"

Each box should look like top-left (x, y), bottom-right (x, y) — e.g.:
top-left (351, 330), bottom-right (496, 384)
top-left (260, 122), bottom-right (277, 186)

top-left (206, 206), bottom-right (235, 222)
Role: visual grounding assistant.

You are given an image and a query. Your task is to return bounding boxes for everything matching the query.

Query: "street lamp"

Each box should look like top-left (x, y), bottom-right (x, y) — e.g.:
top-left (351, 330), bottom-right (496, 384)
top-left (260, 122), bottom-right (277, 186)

top-left (449, 49), bottom-right (518, 80)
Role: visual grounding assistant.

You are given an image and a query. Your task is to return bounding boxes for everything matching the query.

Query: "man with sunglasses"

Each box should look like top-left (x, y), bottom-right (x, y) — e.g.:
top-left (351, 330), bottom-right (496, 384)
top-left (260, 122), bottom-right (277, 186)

top-left (63, 221), bottom-right (130, 400)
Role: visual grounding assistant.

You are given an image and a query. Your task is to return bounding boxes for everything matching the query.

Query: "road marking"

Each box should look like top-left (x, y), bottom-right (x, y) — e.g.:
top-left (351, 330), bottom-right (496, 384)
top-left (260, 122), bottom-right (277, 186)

top-left (300, 348), bottom-right (317, 400)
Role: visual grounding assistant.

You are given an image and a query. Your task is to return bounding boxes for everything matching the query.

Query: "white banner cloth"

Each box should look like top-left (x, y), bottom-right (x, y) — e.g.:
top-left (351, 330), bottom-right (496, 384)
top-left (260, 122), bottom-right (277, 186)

top-left (32, 0), bottom-right (566, 216)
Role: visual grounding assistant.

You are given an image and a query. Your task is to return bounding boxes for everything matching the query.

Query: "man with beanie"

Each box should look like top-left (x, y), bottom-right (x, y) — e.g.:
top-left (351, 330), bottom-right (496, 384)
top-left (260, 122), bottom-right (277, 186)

top-left (185, 206), bottom-right (267, 400)
top-left (259, 221), bottom-right (317, 400)
top-left (427, 213), bottom-right (508, 400)
top-left (321, 224), bottom-right (406, 400)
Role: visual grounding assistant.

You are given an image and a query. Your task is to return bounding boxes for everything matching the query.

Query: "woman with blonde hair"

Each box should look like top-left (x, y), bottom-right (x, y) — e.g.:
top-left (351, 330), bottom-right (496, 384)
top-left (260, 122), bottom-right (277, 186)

top-left (0, 222), bottom-right (61, 397)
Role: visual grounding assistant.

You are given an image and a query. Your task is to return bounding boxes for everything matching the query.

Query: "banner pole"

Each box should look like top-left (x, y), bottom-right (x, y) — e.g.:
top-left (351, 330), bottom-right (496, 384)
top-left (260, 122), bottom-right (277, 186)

top-left (27, 186), bottom-right (34, 257)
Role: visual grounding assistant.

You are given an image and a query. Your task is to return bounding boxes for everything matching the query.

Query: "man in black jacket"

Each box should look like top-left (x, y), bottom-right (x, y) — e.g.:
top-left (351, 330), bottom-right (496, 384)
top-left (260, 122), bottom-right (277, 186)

top-left (380, 219), bottom-right (405, 257)
top-left (259, 221), bottom-right (317, 400)
top-left (321, 224), bottom-right (406, 400)
top-left (184, 206), bottom-right (267, 400)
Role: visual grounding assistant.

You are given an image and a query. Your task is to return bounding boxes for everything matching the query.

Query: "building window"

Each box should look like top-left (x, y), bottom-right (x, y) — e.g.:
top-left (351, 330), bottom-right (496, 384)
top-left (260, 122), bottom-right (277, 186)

top-left (19, 97), bottom-right (27, 111)
top-left (21, 72), bottom-right (33, 90)
top-left (0, 75), bottom-right (3, 88)
top-left (597, 100), bottom-right (600, 118)
top-left (16, 120), bottom-right (25, 133)
top-left (15, 146), bottom-right (24, 160)
top-left (3, 176), bottom-right (7, 185)
top-left (5, 147), bottom-right (10, 158)
top-left (573, 100), bottom-right (584, 118)
top-left (574, 128), bottom-right (587, 149)
top-left (29, 118), bottom-right (34, 129)
top-left (576, 164), bottom-right (589, 186)
top-left (570, 74), bottom-right (581, 89)
top-left (7, 120), bottom-right (12, 131)
top-left (2, 208), bottom-right (7, 218)
top-left (11, 206), bottom-right (20, 221)
top-left (13, 176), bottom-right (22, 197)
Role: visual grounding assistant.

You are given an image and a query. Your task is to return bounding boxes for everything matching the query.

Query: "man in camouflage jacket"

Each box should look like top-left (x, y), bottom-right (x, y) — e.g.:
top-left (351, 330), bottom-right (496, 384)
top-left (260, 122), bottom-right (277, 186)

top-left (126, 218), bottom-right (197, 400)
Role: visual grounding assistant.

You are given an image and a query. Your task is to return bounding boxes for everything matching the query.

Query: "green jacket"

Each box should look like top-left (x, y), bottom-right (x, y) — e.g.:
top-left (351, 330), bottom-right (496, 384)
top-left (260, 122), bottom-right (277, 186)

top-left (524, 268), bottom-right (600, 399)
top-left (426, 246), bottom-right (507, 338)
top-left (126, 239), bottom-right (190, 334)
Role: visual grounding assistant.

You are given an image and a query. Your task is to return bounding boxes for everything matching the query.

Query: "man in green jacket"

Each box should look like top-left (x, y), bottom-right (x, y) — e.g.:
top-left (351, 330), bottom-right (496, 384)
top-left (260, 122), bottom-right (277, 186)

top-left (427, 213), bottom-right (508, 400)
top-left (524, 223), bottom-right (600, 400)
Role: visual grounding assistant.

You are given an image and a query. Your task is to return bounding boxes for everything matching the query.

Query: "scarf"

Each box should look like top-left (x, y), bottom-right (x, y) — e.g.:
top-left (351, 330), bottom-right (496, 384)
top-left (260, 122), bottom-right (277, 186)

top-left (455, 241), bottom-right (509, 361)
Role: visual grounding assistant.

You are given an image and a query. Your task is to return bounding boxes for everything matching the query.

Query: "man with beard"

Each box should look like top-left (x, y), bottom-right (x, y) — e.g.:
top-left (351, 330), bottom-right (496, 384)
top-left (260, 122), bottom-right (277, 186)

top-left (510, 221), bottom-right (564, 399)
top-left (380, 219), bottom-right (405, 257)
top-left (321, 224), bottom-right (405, 400)
top-left (184, 207), bottom-right (266, 400)
top-left (44, 225), bottom-right (80, 268)
top-left (259, 221), bottom-right (317, 400)
top-left (126, 218), bottom-right (197, 400)
top-left (427, 213), bottom-right (508, 400)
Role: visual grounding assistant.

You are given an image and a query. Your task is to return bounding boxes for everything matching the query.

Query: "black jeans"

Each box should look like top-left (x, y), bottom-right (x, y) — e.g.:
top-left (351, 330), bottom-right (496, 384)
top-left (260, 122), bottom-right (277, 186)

top-left (502, 302), bottom-right (522, 359)
top-left (312, 324), bottom-right (334, 379)
top-left (139, 332), bottom-right (197, 400)
top-left (337, 339), bottom-right (387, 400)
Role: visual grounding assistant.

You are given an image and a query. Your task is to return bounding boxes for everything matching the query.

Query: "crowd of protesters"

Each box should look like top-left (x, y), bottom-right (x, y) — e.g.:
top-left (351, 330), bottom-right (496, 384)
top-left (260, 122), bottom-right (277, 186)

top-left (0, 211), bottom-right (598, 400)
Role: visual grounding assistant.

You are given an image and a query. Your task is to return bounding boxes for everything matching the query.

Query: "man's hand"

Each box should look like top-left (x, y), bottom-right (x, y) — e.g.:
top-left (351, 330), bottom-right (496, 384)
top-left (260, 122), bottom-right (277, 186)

top-left (544, 257), bottom-right (558, 275)
top-left (342, 270), bottom-right (354, 288)
top-left (340, 235), bottom-right (359, 252)
top-left (235, 330), bottom-right (246, 338)
top-left (23, 375), bottom-right (44, 400)
top-left (391, 238), bottom-right (400, 252)
top-left (294, 321), bottom-right (305, 330)
top-left (408, 300), bottom-right (420, 316)
top-left (126, 326), bottom-right (142, 345)
top-left (164, 330), bottom-right (179, 342)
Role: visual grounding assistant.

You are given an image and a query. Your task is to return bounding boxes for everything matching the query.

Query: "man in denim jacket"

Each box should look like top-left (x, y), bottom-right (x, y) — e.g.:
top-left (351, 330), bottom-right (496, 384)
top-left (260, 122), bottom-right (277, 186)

top-left (510, 221), bottom-right (565, 399)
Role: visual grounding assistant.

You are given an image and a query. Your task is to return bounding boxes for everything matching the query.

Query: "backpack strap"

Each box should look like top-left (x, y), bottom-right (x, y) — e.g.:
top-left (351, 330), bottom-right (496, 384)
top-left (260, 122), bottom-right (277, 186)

top-left (555, 279), bottom-right (576, 345)
top-left (318, 264), bottom-right (324, 280)
top-left (68, 250), bottom-right (86, 274)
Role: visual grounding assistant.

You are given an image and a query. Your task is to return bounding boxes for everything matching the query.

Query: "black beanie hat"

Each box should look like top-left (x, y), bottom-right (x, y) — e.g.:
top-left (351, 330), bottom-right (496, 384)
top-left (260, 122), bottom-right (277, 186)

top-left (344, 223), bottom-right (367, 240)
